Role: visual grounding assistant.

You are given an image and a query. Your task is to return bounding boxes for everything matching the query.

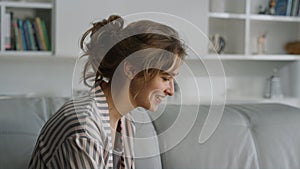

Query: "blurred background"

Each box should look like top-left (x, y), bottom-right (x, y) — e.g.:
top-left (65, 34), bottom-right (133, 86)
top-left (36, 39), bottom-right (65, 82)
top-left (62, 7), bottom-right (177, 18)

top-left (0, 0), bottom-right (299, 107)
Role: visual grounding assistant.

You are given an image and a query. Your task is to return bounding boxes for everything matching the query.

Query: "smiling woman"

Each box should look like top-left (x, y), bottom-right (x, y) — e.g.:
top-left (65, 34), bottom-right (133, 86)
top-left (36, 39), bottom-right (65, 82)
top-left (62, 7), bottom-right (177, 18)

top-left (28, 14), bottom-right (186, 169)
top-left (129, 68), bottom-right (180, 112)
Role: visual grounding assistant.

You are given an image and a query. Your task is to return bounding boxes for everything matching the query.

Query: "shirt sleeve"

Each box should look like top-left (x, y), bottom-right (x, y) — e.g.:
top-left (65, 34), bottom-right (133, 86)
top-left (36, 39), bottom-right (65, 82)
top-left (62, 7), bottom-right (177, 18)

top-left (51, 137), bottom-right (107, 169)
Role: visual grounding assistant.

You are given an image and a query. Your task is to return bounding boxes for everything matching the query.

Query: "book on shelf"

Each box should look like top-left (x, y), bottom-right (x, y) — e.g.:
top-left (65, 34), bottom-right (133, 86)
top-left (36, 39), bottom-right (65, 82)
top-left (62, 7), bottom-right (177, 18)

top-left (298, 2), bottom-right (300, 15)
top-left (12, 19), bottom-right (24, 51)
top-left (22, 19), bottom-right (31, 50)
top-left (4, 12), bottom-right (12, 50)
top-left (275, 0), bottom-right (300, 16)
top-left (275, 0), bottom-right (288, 15)
top-left (291, 0), bottom-right (300, 16)
top-left (41, 19), bottom-right (51, 50)
top-left (12, 19), bottom-right (19, 50)
top-left (9, 14), bottom-right (16, 51)
top-left (35, 17), bottom-right (47, 51)
top-left (285, 0), bottom-right (300, 16)
top-left (17, 19), bottom-right (27, 50)
top-left (24, 19), bottom-right (37, 51)
top-left (286, 0), bottom-right (293, 16)
top-left (32, 20), bottom-right (42, 50)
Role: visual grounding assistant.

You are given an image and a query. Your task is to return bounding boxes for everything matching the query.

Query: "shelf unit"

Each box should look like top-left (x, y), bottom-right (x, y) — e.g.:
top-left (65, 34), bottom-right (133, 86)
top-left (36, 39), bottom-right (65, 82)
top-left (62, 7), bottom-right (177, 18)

top-left (0, 1), bottom-right (54, 56)
top-left (208, 0), bottom-right (300, 60)
top-left (199, 54), bottom-right (300, 61)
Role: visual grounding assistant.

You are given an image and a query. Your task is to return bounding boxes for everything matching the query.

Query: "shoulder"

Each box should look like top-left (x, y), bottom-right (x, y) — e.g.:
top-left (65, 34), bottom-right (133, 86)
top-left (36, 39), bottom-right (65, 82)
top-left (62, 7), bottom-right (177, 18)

top-left (33, 95), bottom-right (108, 159)
top-left (40, 95), bottom-right (106, 139)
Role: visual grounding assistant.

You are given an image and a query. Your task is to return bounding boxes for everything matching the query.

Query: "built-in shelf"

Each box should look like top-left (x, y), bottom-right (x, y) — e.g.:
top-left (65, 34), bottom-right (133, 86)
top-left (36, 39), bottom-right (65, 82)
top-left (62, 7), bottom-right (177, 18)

top-left (250, 14), bottom-right (300, 22)
top-left (209, 12), bottom-right (247, 19)
top-left (0, 51), bottom-right (53, 57)
top-left (0, 1), bottom-right (53, 55)
top-left (208, 0), bottom-right (300, 59)
top-left (209, 12), bottom-right (300, 22)
top-left (189, 54), bottom-right (300, 61)
top-left (0, 1), bottom-right (52, 9)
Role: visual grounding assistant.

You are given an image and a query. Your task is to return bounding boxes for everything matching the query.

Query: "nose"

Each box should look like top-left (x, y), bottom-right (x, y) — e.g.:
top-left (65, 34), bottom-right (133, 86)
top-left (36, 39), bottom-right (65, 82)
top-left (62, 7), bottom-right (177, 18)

top-left (165, 79), bottom-right (175, 96)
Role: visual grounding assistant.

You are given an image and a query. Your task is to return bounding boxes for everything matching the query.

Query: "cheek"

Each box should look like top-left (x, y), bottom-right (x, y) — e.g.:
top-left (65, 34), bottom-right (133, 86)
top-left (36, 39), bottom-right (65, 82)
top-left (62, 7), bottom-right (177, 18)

top-left (150, 80), bottom-right (166, 92)
top-left (129, 76), bottom-right (166, 102)
top-left (129, 78), bottom-right (143, 99)
top-left (132, 86), bottom-right (157, 106)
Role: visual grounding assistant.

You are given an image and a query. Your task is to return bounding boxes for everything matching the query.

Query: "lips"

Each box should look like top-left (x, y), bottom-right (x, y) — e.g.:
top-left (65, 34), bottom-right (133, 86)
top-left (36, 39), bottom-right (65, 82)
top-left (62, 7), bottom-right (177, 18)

top-left (154, 95), bottom-right (165, 104)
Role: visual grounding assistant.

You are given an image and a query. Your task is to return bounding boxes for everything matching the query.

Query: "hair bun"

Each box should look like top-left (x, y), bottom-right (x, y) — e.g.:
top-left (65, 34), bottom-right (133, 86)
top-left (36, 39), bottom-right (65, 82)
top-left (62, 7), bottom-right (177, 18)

top-left (107, 15), bottom-right (124, 33)
top-left (89, 15), bottom-right (123, 37)
top-left (107, 15), bottom-right (121, 23)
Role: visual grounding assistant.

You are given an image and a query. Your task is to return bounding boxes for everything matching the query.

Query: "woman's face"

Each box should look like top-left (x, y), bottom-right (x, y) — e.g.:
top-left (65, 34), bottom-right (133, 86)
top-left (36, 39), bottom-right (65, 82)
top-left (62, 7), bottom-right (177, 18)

top-left (130, 69), bottom-right (179, 112)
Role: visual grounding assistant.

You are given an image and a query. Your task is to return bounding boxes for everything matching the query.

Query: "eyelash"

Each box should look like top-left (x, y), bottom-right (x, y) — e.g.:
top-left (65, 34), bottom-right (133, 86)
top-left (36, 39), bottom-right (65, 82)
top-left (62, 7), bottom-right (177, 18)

top-left (162, 77), bottom-right (171, 81)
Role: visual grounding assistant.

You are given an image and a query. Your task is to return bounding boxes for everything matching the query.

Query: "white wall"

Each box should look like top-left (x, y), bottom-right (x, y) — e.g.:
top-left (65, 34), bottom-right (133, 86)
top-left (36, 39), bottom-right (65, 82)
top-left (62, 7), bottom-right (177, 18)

top-left (0, 57), bottom-right (76, 97)
top-left (55, 0), bottom-right (208, 57)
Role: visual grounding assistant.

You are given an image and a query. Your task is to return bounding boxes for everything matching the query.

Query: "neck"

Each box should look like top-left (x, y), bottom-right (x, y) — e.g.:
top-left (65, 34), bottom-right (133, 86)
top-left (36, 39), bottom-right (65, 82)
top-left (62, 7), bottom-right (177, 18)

top-left (101, 82), bottom-right (133, 130)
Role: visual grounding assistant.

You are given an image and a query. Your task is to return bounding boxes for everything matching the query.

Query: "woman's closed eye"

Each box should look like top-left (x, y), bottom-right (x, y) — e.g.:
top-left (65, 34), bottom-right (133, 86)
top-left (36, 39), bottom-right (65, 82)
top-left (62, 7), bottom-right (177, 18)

top-left (161, 76), bottom-right (172, 81)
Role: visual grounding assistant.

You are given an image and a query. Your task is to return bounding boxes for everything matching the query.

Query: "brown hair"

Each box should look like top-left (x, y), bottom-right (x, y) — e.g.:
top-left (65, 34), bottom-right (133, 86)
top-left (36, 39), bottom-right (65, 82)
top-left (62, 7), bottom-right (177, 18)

top-left (80, 14), bottom-right (186, 88)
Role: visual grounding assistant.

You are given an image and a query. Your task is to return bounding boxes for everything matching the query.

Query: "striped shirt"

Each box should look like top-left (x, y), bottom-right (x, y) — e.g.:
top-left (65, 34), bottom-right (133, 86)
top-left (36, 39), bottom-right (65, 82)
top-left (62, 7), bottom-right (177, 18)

top-left (28, 84), bottom-right (135, 169)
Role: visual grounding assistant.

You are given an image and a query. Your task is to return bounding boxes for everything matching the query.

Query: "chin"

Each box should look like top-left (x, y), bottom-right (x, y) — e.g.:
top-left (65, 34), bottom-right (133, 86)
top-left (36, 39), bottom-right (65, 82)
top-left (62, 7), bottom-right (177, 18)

top-left (139, 98), bottom-right (160, 112)
top-left (149, 102), bottom-right (160, 112)
top-left (148, 106), bottom-right (158, 112)
top-left (141, 104), bottom-right (158, 112)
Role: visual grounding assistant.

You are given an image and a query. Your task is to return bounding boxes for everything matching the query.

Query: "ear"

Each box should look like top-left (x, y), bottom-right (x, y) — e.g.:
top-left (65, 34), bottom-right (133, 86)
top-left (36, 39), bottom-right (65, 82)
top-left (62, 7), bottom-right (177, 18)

top-left (123, 61), bottom-right (136, 79)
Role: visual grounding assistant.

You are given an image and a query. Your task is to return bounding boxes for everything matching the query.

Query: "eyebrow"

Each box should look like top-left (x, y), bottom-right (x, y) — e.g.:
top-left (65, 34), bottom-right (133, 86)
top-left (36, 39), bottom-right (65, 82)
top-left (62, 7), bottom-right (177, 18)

top-left (161, 72), bottom-right (179, 77)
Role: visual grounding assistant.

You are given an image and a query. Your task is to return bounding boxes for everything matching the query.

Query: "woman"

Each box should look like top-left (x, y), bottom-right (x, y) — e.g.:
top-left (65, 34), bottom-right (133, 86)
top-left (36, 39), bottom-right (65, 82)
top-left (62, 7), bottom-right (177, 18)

top-left (29, 15), bottom-right (186, 169)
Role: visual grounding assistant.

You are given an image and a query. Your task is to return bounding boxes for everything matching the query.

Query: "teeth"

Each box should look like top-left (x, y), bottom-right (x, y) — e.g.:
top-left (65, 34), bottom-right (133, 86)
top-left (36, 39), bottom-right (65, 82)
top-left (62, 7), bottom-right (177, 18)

top-left (155, 95), bottom-right (165, 103)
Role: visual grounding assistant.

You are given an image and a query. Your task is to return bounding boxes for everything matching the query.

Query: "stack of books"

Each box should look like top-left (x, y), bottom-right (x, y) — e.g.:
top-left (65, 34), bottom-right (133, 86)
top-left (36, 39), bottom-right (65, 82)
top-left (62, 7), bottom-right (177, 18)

top-left (5, 12), bottom-right (51, 51)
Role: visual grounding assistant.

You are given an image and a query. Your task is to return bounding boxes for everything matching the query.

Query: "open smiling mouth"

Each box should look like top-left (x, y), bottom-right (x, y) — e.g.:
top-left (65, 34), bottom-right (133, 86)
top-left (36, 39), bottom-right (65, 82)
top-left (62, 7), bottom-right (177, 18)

top-left (154, 95), bottom-right (165, 104)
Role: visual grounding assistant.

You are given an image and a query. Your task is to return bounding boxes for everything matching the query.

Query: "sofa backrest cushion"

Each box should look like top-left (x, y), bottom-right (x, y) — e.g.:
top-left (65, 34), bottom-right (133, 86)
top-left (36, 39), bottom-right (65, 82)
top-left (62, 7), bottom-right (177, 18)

top-left (151, 103), bottom-right (300, 169)
top-left (0, 97), bottom-right (67, 169)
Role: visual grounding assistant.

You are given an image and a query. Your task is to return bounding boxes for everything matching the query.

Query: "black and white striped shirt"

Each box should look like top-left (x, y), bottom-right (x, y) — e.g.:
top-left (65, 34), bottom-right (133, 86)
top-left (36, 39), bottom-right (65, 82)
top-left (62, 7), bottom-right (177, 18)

top-left (28, 85), bottom-right (135, 169)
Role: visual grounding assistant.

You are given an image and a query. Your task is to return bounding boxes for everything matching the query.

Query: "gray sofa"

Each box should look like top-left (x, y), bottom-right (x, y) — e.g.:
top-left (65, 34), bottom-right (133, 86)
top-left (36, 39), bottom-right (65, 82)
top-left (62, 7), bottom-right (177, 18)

top-left (0, 97), bottom-right (68, 169)
top-left (152, 104), bottom-right (300, 169)
top-left (1, 97), bottom-right (300, 169)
